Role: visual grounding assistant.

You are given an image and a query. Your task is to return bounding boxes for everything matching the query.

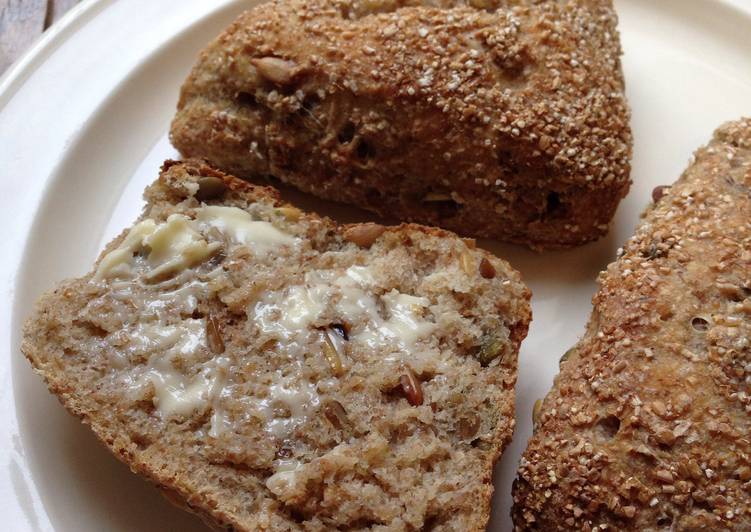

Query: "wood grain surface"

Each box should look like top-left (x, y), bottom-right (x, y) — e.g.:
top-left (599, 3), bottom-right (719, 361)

top-left (0, 0), bottom-right (82, 74)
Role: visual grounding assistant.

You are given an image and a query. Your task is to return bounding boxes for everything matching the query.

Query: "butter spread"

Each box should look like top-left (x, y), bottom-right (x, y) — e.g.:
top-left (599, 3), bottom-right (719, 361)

top-left (94, 219), bottom-right (156, 280)
top-left (255, 284), bottom-right (329, 340)
top-left (143, 280), bottom-right (209, 318)
top-left (144, 366), bottom-right (216, 417)
top-left (361, 291), bottom-right (437, 350)
top-left (118, 319), bottom-right (218, 417)
top-left (129, 319), bottom-right (206, 361)
top-left (266, 458), bottom-right (303, 496)
top-left (196, 206), bottom-right (294, 249)
top-left (142, 214), bottom-right (220, 281)
top-left (253, 265), bottom-right (437, 355)
top-left (94, 208), bottom-right (440, 443)
top-left (260, 377), bottom-right (321, 439)
top-left (92, 206), bottom-right (311, 435)
top-left (343, 264), bottom-right (375, 285)
top-left (94, 207), bottom-right (294, 283)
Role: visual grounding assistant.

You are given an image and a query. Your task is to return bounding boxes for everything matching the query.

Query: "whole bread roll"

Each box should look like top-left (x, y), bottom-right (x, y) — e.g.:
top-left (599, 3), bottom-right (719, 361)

top-left (170, 0), bottom-right (632, 249)
top-left (513, 119), bottom-right (751, 530)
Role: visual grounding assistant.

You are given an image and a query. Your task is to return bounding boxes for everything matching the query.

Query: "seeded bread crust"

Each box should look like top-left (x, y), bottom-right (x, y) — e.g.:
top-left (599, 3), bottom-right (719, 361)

top-left (512, 119), bottom-right (751, 530)
top-left (170, 0), bottom-right (632, 250)
top-left (22, 159), bottom-right (531, 531)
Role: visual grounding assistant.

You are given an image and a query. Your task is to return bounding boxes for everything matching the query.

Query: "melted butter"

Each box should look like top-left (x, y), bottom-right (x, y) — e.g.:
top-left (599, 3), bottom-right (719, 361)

top-left (334, 271), bottom-right (380, 319)
top-left (94, 205), bottom-right (295, 432)
top-left (143, 355), bottom-right (229, 419)
top-left (255, 284), bottom-right (329, 340)
top-left (274, 458), bottom-right (302, 473)
top-left (144, 366), bottom-right (215, 417)
top-left (95, 206), bottom-right (294, 284)
top-left (143, 214), bottom-right (220, 281)
top-left (196, 206), bottom-right (294, 250)
top-left (344, 265), bottom-right (375, 285)
top-left (281, 284), bottom-right (327, 330)
top-left (207, 362), bottom-right (233, 438)
top-left (129, 319), bottom-right (206, 361)
top-left (117, 259), bottom-right (435, 430)
top-left (333, 271), bottom-right (437, 352)
top-left (94, 220), bottom-right (156, 280)
top-left (374, 292), bottom-right (436, 349)
top-left (208, 400), bottom-right (231, 438)
top-left (96, 212), bottom-right (437, 439)
top-left (266, 459), bottom-right (303, 496)
top-left (141, 355), bottom-right (229, 419)
top-left (92, 211), bottom-right (272, 426)
top-left (259, 376), bottom-right (320, 439)
top-left (94, 215), bottom-right (219, 282)
top-left (143, 280), bottom-right (209, 318)
top-left (251, 266), bottom-right (437, 363)
top-left (118, 319), bottom-right (231, 419)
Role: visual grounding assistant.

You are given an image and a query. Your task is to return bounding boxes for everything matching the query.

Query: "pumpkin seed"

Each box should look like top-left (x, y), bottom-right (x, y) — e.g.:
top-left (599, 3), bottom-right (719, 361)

top-left (196, 176), bottom-right (227, 201)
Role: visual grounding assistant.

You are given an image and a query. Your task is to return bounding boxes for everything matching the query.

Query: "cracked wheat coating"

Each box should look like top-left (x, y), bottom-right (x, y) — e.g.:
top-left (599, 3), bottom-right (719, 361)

top-left (512, 118), bottom-right (751, 530)
top-left (170, 0), bottom-right (632, 249)
top-left (22, 159), bottom-right (531, 531)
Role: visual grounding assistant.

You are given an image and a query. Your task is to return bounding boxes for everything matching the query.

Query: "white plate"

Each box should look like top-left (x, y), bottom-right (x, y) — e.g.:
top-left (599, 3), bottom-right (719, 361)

top-left (1, 0), bottom-right (750, 529)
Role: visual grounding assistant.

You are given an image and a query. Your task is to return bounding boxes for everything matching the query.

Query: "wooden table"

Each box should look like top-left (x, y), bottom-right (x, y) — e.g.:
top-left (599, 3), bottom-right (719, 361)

top-left (0, 0), bottom-right (82, 74)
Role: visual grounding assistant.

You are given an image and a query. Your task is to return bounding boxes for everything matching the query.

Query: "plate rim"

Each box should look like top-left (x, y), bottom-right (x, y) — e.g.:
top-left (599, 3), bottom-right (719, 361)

top-left (2, 0), bottom-right (751, 530)
top-left (0, 0), bottom-right (113, 109)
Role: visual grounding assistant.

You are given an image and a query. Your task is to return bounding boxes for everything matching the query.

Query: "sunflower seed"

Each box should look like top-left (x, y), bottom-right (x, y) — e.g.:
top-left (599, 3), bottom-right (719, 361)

top-left (479, 257), bottom-right (496, 279)
top-left (252, 57), bottom-right (298, 85)
top-left (323, 400), bottom-right (349, 429)
top-left (343, 223), bottom-right (386, 248)
top-left (399, 367), bottom-right (423, 406)
top-left (206, 313), bottom-right (225, 354)
top-left (321, 330), bottom-right (344, 376)
top-left (195, 176), bottom-right (227, 201)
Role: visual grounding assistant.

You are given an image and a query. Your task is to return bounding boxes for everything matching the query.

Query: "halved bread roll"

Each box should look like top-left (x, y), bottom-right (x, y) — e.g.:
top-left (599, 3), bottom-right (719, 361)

top-left (22, 159), bottom-right (531, 530)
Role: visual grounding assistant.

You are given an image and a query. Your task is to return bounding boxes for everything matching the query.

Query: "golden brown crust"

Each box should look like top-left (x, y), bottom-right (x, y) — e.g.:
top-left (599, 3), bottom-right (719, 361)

top-left (512, 118), bottom-right (751, 530)
top-left (22, 159), bottom-right (531, 531)
top-left (170, 0), bottom-right (631, 249)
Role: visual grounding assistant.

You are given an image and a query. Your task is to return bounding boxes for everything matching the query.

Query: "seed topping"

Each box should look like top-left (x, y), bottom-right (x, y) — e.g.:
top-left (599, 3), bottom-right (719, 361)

top-left (343, 223), bottom-right (386, 248)
top-left (252, 56), bottom-right (298, 85)
top-left (206, 313), bottom-right (225, 354)
top-left (479, 257), bottom-right (496, 279)
top-left (399, 367), bottom-right (423, 406)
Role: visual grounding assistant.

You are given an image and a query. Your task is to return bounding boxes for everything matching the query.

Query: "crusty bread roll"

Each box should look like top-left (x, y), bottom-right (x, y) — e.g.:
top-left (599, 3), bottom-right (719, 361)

top-left (513, 119), bottom-right (751, 530)
top-left (170, 0), bottom-right (632, 249)
top-left (22, 159), bottom-right (531, 530)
